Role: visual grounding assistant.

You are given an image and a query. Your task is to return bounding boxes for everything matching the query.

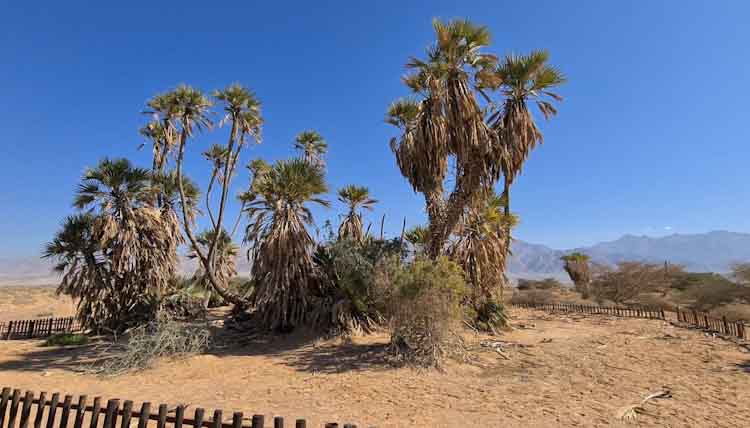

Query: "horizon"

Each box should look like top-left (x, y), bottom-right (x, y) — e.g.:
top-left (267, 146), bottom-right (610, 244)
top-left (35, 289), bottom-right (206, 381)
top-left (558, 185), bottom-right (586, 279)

top-left (2, 1), bottom-right (749, 258)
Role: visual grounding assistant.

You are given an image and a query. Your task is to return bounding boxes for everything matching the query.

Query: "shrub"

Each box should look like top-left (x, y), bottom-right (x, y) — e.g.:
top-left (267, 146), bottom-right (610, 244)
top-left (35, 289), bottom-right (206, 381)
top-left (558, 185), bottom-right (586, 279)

top-left (43, 333), bottom-right (89, 347)
top-left (516, 277), bottom-right (563, 291)
top-left (511, 289), bottom-right (556, 305)
top-left (89, 316), bottom-right (210, 376)
top-left (385, 257), bottom-right (467, 368)
top-left (311, 238), bottom-right (405, 334)
top-left (466, 297), bottom-right (508, 333)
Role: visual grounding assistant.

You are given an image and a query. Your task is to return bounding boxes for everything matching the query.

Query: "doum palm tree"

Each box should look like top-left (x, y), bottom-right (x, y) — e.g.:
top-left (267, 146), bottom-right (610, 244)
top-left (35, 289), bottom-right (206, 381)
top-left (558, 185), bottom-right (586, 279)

top-left (294, 130), bottom-right (328, 168)
top-left (243, 158), bottom-right (330, 331)
top-left (337, 185), bottom-right (377, 243)
top-left (488, 50), bottom-right (565, 259)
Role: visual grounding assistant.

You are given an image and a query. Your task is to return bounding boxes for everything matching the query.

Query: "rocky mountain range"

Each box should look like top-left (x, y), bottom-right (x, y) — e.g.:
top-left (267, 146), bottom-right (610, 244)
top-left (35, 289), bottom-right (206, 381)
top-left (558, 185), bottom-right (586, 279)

top-left (2, 231), bottom-right (749, 286)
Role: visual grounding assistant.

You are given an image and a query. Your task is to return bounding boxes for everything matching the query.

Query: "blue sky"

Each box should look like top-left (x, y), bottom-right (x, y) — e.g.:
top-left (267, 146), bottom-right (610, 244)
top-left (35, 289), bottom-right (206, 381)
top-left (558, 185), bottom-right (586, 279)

top-left (1, 1), bottom-right (748, 258)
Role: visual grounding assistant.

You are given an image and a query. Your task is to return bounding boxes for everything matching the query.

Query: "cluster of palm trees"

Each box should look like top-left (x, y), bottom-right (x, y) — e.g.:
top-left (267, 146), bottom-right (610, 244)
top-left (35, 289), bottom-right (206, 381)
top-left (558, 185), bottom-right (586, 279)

top-left (44, 17), bottom-right (564, 335)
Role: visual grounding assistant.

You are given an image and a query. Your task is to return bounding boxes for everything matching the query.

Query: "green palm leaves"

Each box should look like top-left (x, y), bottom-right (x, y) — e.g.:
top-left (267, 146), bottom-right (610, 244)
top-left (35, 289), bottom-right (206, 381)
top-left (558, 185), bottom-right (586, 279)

top-left (294, 130), bottom-right (328, 168)
top-left (243, 158), bottom-right (329, 331)
top-left (337, 185), bottom-right (377, 243)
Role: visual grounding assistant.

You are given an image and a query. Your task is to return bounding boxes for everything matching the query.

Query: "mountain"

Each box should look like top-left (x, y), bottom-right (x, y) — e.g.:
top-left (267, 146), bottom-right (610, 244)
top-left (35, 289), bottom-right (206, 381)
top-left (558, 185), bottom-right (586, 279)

top-left (2, 231), bottom-right (749, 286)
top-left (575, 230), bottom-right (750, 272)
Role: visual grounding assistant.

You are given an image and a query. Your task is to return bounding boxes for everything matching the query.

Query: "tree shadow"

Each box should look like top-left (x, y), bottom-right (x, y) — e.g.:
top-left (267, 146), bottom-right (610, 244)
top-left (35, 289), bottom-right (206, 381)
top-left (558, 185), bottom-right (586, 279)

top-left (210, 327), bottom-right (393, 374)
top-left (0, 342), bottom-right (106, 373)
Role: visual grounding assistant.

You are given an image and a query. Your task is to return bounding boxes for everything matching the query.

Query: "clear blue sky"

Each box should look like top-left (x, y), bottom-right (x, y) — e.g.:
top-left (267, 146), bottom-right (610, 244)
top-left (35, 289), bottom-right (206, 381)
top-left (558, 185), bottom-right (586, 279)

top-left (1, 1), bottom-right (748, 258)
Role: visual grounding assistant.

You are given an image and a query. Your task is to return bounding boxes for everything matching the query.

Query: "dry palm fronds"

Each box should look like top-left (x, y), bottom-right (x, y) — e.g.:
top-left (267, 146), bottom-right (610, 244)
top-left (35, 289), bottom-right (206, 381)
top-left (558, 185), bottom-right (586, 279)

top-left (615, 388), bottom-right (672, 422)
top-left (87, 316), bottom-right (211, 376)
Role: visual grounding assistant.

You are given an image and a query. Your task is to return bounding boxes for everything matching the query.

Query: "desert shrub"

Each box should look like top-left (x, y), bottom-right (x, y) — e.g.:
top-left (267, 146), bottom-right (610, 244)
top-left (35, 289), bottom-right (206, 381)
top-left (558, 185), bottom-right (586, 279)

top-left (90, 316), bottom-right (210, 376)
top-left (683, 277), bottom-right (750, 311)
top-left (516, 277), bottom-right (563, 291)
top-left (589, 262), bottom-right (666, 304)
top-left (43, 333), bottom-right (89, 347)
top-left (384, 257), bottom-right (467, 369)
top-left (510, 289), bottom-right (556, 305)
top-left (466, 297), bottom-right (508, 333)
top-left (311, 238), bottom-right (405, 334)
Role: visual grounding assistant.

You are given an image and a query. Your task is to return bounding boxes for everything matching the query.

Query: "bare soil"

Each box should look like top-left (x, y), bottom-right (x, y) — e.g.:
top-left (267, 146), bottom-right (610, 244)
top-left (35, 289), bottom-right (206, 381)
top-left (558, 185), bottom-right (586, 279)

top-left (0, 286), bottom-right (74, 321)
top-left (1, 297), bottom-right (749, 427)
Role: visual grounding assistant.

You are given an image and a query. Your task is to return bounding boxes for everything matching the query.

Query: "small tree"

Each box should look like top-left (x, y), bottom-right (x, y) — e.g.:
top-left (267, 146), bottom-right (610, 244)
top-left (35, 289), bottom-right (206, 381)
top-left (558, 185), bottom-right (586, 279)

top-left (589, 262), bottom-right (664, 304)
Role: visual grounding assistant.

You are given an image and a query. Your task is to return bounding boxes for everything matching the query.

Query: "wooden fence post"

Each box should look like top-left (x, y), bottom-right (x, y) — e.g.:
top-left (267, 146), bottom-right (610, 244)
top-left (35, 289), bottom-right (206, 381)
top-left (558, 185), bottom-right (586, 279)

top-left (33, 391), bottom-right (46, 428)
top-left (252, 415), bottom-right (265, 428)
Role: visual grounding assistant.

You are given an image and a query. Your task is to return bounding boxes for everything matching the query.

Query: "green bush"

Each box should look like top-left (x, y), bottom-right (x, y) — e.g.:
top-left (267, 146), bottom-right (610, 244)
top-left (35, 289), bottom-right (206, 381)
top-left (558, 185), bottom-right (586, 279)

top-left (43, 333), bottom-right (89, 347)
top-left (385, 257), bottom-right (467, 368)
top-left (466, 298), bottom-right (508, 333)
top-left (311, 238), bottom-right (405, 334)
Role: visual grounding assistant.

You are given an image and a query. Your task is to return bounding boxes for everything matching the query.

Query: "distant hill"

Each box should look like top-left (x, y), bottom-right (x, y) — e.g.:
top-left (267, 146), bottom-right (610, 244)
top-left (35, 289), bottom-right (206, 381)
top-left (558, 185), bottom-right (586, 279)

top-left (3, 230), bottom-right (750, 286)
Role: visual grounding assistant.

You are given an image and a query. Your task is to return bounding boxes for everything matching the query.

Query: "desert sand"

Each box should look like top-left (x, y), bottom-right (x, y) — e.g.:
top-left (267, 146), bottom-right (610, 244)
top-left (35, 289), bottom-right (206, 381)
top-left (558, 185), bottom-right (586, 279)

top-left (1, 296), bottom-right (749, 427)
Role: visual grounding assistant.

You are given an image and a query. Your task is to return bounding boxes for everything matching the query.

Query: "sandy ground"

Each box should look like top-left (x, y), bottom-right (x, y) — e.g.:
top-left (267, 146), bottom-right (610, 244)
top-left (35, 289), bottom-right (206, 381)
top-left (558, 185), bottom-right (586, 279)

top-left (1, 306), bottom-right (749, 427)
top-left (0, 286), bottom-right (75, 321)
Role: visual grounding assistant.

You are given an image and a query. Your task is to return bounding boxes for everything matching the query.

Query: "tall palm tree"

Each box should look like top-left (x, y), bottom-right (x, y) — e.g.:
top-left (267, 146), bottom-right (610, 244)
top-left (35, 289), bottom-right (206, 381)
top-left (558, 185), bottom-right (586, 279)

top-left (337, 185), bottom-right (377, 243)
top-left (488, 50), bottom-right (565, 258)
top-left (244, 158), bottom-right (330, 331)
top-left (294, 130), bottom-right (327, 168)
top-left (387, 18), bottom-right (503, 258)
top-left (157, 84), bottom-right (261, 307)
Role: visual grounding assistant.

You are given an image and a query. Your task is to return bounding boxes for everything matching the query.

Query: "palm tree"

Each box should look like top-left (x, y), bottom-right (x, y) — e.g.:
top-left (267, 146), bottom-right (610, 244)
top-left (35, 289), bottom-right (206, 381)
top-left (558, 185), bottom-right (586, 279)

top-left (294, 130), bottom-right (327, 168)
top-left (337, 185), bottom-right (377, 243)
top-left (42, 213), bottom-right (113, 330)
top-left (139, 121), bottom-right (172, 175)
top-left (55, 158), bottom-right (179, 330)
top-left (387, 18), bottom-right (503, 258)
top-left (488, 50), bottom-right (565, 257)
top-left (159, 84), bottom-right (262, 307)
top-left (449, 193), bottom-right (516, 301)
top-left (561, 252), bottom-right (591, 298)
top-left (244, 158), bottom-right (330, 331)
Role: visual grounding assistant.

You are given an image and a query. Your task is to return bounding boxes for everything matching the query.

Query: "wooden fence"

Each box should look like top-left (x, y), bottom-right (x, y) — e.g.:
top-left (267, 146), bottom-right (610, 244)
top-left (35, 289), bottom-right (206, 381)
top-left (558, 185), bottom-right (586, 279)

top-left (0, 388), bottom-right (361, 428)
top-left (675, 307), bottom-right (746, 340)
top-left (513, 301), bottom-right (748, 340)
top-left (512, 302), bottom-right (666, 320)
top-left (0, 317), bottom-right (78, 340)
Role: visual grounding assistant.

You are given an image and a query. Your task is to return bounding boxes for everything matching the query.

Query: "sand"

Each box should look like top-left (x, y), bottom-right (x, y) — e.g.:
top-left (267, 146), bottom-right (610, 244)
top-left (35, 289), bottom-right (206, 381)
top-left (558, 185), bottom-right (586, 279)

top-left (1, 305), bottom-right (749, 427)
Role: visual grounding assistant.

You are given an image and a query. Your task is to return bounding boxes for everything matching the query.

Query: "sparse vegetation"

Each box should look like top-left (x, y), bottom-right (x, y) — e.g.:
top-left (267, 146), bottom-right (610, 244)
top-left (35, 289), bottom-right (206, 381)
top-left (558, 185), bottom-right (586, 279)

top-left (385, 257), bottom-right (468, 368)
top-left (43, 333), bottom-right (89, 347)
top-left (89, 316), bottom-right (210, 376)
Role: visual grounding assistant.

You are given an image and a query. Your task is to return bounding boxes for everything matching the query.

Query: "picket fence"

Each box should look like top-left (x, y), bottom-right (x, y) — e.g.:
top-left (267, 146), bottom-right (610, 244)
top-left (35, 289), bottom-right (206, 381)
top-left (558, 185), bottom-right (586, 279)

top-left (0, 317), bottom-right (78, 340)
top-left (0, 388), bottom-right (362, 428)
